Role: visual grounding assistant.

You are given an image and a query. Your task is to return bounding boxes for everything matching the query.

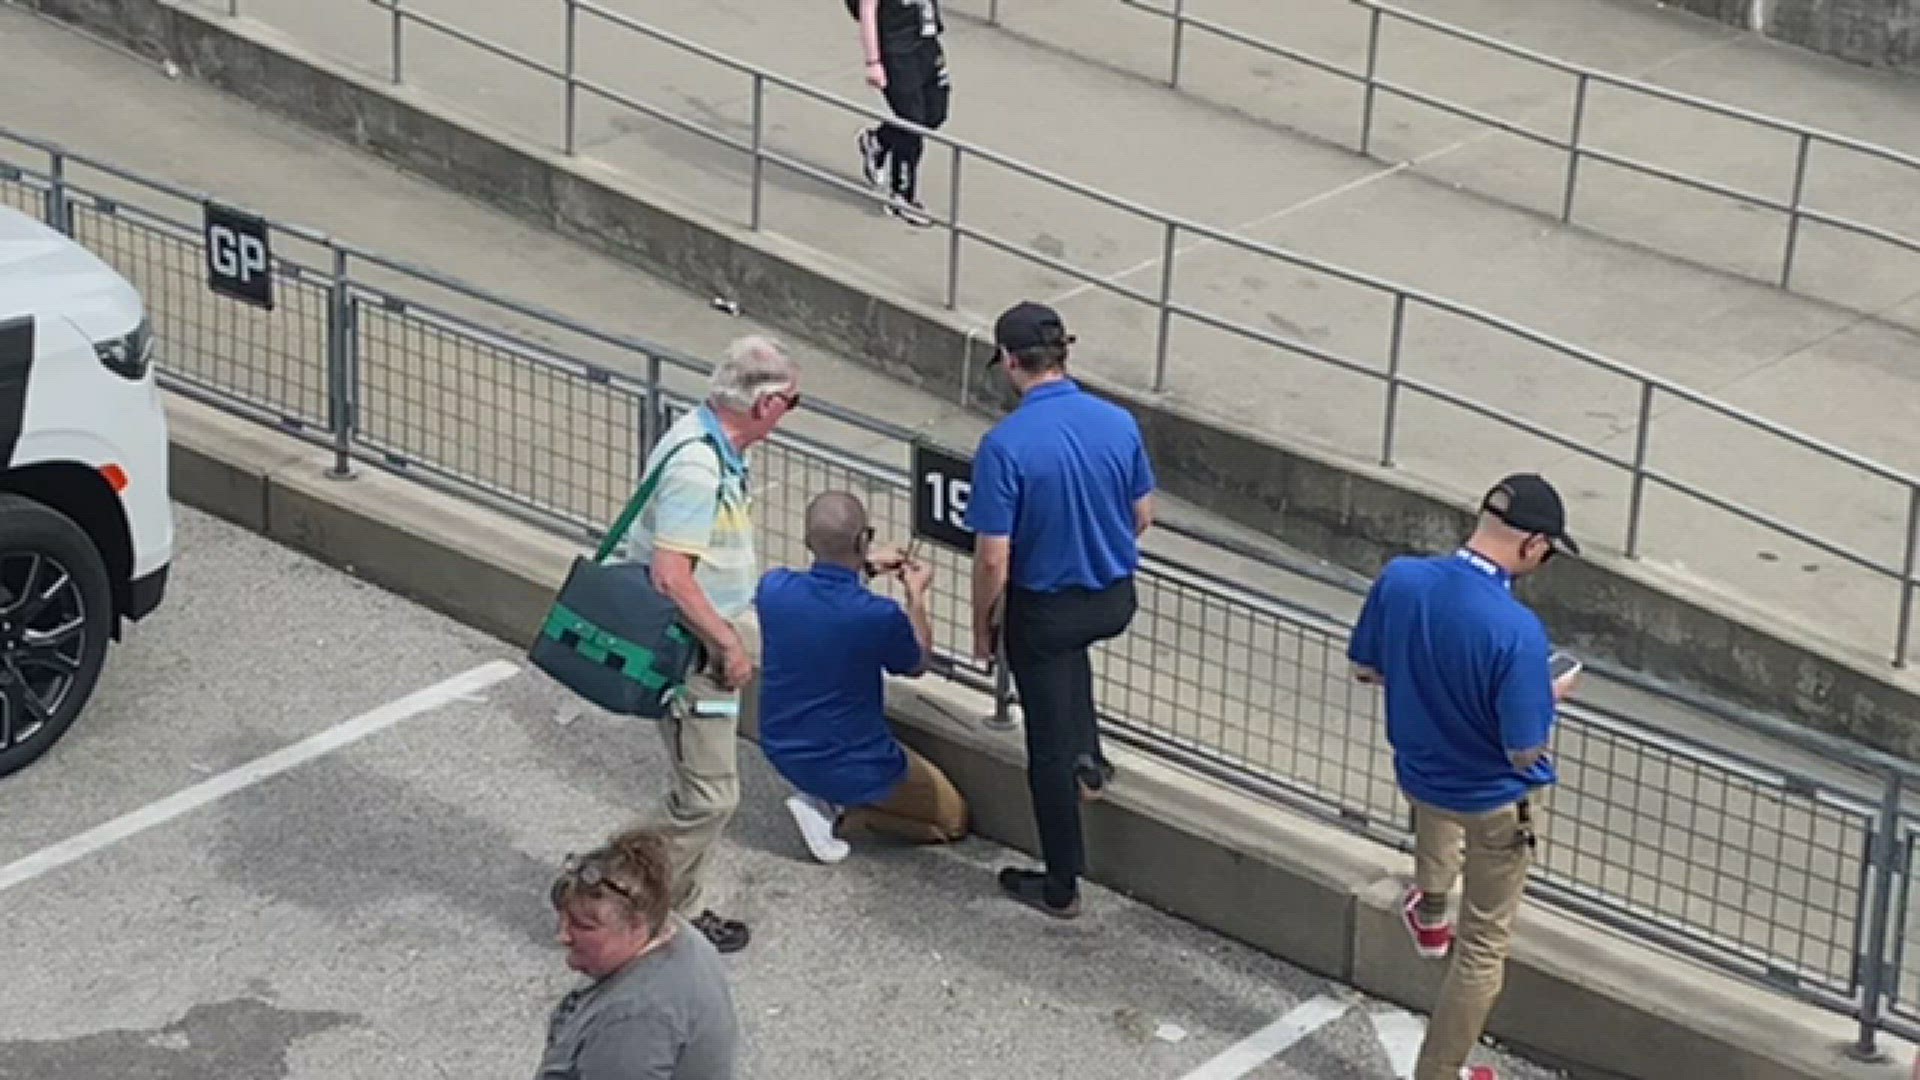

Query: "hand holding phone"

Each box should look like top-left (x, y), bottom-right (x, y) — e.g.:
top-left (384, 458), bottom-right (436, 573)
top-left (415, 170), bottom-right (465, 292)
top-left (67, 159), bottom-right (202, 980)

top-left (1549, 650), bottom-right (1582, 701)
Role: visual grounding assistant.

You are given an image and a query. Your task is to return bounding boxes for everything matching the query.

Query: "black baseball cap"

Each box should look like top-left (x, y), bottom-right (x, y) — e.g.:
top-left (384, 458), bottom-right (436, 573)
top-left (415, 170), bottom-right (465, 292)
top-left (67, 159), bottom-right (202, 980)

top-left (1480, 473), bottom-right (1580, 555)
top-left (988, 300), bottom-right (1075, 365)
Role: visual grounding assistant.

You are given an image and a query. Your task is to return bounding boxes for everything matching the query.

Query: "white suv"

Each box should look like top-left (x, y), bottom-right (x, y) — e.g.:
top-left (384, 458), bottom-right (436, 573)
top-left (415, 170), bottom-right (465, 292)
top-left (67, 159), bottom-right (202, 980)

top-left (0, 206), bottom-right (173, 777)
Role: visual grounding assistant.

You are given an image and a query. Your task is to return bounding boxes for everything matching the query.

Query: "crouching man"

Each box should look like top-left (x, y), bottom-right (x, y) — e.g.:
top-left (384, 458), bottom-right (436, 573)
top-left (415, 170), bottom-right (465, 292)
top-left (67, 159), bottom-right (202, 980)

top-left (754, 491), bottom-right (970, 863)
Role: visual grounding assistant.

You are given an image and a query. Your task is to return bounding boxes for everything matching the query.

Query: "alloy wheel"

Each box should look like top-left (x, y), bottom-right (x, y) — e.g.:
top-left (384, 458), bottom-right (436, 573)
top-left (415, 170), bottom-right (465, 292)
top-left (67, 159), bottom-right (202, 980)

top-left (0, 552), bottom-right (87, 753)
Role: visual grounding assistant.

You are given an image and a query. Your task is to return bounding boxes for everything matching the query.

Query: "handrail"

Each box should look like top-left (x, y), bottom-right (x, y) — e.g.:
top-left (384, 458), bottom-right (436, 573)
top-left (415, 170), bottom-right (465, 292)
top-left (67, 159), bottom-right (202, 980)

top-left (191, 0), bottom-right (1919, 667)
top-left (1355, 0), bottom-right (1920, 168)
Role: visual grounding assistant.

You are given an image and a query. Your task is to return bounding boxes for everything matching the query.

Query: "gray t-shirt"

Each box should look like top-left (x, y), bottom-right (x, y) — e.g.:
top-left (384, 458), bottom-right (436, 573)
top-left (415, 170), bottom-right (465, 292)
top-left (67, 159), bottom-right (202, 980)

top-left (535, 915), bottom-right (739, 1079)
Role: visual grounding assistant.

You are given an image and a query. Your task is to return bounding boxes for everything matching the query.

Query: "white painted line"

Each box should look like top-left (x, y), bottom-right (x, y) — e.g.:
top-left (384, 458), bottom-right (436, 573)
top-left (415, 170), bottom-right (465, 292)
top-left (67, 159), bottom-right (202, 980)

top-left (0, 659), bottom-right (521, 893)
top-left (1176, 993), bottom-right (1354, 1080)
top-left (1368, 1005), bottom-right (1427, 1079)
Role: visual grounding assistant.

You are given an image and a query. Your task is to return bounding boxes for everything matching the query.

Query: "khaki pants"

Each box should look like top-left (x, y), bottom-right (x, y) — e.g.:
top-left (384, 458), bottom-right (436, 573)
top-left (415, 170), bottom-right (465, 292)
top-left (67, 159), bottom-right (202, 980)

top-left (1411, 796), bottom-right (1535, 1080)
top-left (646, 617), bottom-right (761, 918)
top-left (838, 745), bottom-right (969, 844)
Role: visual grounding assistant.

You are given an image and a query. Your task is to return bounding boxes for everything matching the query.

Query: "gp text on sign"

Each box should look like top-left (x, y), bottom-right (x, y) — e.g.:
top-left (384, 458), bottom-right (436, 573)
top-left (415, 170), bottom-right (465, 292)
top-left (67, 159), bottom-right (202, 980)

top-left (204, 201), bottom-right (274, 310)
top-left (911, 440), bottom-right (975, 553)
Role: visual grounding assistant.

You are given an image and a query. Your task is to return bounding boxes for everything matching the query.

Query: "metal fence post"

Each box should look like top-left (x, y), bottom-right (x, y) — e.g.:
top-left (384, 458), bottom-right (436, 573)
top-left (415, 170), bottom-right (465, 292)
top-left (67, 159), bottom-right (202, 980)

top-left (389, 1), bottom-right (404, 84)
top-left (945, 147), bottom-right (964, 310)
top-left (563, 0), bottom-right (579, 155)
top-left (1781, 132), bottom-right (1813, 290)
top-left (228, 0), bottom-right (239, 16)
top-left (988, 639), bottom-right (1015, 730)
top-left (1562, 73), bottom-right (1589, 223)
top-left (1851, 770), bottom-right (1904, 1061)
top-left (46, 150), bottom-right (70, 236)
top-left (1625, 382), bottom-right (1655, 558)
top-left (1152, 221), bottom-right (1178, 392)
top-left (326, 248), bottom-right (356, 478)
top-left (1360, 9), bottom-right (1383, 155)
top-left (1380, 293), bottom-right (1406, 467)
top-left (749, 75), bottom-right (766, 231)
top-left (1895, 486), bottom-right (1919, 668)
top-left (987, 0), bottom-right (1000, 26)
top-left (642, 352), bottom-right (664, 454)
top-left (1169, 0), bottom-right (1187, 89)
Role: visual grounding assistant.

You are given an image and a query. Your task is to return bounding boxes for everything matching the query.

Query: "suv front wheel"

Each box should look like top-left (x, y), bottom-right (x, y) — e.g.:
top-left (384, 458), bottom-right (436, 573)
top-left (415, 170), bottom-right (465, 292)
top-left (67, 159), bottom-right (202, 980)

top-left (0, 493), bottom-right (113, 778)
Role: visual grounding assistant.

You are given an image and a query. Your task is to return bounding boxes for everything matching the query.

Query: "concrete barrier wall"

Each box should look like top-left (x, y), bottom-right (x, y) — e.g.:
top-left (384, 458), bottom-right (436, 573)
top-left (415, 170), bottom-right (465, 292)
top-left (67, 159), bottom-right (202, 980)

top-left (159, 389), bottom-right (1905, 1080)
top-left (1660, 0), bottom-right (1920, 73)
top-left (20, 0), bottom-right (1920, 761)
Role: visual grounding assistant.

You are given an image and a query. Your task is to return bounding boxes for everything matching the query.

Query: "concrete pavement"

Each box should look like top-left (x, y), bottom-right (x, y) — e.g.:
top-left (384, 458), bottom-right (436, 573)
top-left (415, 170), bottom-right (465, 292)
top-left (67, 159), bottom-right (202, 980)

top-left (169, 0), bottom-right (1920, 670)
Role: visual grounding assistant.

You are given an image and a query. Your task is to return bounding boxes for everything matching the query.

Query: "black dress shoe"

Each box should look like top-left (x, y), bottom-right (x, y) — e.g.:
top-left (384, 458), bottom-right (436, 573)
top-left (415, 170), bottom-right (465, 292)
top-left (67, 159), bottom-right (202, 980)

top-left (997, 868), bottom-right (1081, 918)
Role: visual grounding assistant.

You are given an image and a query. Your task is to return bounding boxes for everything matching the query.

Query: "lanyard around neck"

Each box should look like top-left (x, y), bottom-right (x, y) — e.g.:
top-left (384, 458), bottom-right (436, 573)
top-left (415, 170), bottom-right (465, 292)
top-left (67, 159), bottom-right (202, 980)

top-left (1454, 547), bottom-right (1512, 590)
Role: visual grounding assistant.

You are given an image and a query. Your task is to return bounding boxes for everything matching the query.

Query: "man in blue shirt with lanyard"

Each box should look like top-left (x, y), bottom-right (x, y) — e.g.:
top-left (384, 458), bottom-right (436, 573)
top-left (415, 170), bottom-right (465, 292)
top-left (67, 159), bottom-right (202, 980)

top-left (968, 301), bottom-right (1156, 919)
top-left (1346, 473), bottom-right (1582, 1080)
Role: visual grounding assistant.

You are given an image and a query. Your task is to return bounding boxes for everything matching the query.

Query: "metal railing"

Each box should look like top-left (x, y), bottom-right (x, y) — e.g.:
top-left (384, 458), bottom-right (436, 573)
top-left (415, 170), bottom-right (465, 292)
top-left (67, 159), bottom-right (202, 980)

top-left (7, 129), bottom-right (1920, 1058)
top-left (1103, 0), bottom-right (1920, 294)
top-left (181, 0), bottom-right (1920, 668)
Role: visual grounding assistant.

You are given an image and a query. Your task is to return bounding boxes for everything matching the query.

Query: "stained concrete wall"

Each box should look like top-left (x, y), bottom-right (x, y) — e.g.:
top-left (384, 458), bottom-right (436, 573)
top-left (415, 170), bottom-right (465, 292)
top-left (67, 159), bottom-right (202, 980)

top-left (18, 0), bottom-right (1920, 762)
top-left (1664, 0), bottom-right (1920, 71)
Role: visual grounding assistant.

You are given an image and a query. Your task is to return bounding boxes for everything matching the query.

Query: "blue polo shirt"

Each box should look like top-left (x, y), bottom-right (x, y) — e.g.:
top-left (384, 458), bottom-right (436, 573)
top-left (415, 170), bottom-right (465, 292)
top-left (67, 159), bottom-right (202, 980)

top-left (966, 379), bottom-right (1155, 593)
top-left (1346, 550), bottom-right (1559, 813)
top-left (753, 563), bottom-right (925, 807)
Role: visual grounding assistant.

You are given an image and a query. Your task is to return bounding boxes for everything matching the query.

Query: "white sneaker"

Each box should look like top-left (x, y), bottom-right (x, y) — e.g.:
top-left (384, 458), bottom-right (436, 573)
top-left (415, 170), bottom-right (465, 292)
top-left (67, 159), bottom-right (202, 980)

top-left (785, 793), bottom-right (850, 864)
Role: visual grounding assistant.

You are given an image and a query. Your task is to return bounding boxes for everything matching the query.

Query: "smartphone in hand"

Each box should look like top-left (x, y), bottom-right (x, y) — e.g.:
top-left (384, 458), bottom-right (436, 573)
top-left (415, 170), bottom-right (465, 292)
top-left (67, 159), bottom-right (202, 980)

top-left (1549, 651), bottom-right (1583, 682)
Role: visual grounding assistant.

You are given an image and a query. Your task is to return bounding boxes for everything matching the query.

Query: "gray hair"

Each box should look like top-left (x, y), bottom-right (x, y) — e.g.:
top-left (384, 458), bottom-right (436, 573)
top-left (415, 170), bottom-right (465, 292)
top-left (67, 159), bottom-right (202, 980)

top-left (707, 334), bottom-right (798, 412)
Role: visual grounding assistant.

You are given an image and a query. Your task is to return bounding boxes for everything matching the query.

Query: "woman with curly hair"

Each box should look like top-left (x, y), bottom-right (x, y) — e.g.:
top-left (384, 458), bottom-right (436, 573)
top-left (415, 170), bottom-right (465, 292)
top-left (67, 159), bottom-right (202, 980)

top-left (536, 827), bottom-right (740, 1079)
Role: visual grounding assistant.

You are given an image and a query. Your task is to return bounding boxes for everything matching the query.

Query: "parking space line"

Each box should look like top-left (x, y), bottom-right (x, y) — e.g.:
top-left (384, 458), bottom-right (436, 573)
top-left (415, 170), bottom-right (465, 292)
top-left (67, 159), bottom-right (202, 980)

top-left (1175, 992), bottom-right (1354, 1080)
top-left (0, 659), bottom-right (520, 893)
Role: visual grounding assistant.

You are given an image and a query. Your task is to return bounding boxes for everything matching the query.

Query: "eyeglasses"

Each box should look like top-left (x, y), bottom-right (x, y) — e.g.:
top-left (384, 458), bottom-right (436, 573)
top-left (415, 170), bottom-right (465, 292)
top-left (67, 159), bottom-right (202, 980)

top-left (549, 852), bottom-right (638, 909)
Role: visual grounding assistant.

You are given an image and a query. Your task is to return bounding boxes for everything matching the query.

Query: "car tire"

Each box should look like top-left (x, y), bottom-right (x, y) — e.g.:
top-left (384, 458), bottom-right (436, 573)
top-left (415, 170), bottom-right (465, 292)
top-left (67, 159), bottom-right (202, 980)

top-left (0, 493), bottom-right (114, 779)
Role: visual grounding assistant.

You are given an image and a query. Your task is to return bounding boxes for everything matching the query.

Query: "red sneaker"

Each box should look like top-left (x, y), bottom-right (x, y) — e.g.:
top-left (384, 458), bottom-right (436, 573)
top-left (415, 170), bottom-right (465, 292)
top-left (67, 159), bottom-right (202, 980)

top-left (1461, 1066), bottom-right (1498, 1080)
top-left (1401, 885), bottom-right (1453, 959)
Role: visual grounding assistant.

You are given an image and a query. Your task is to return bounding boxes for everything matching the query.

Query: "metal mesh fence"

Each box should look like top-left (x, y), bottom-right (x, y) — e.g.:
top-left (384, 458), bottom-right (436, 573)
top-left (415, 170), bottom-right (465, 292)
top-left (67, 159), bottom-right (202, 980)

top-left (1536, 716), bottom-right (1872, 995)
top-left (353, 301), bottom-right (643, 530)
top-left (6, 156), bottom-right (1900, 1033)
top-left (67, 199), bottom-right (332, 431)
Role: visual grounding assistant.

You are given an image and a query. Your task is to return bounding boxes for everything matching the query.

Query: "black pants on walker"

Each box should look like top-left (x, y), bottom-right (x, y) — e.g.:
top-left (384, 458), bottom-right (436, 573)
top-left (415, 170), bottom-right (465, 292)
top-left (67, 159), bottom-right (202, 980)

top-left (1003, 576), bottom-right (1138, 896)
top-left (877, 39), bottom-right (951, 199)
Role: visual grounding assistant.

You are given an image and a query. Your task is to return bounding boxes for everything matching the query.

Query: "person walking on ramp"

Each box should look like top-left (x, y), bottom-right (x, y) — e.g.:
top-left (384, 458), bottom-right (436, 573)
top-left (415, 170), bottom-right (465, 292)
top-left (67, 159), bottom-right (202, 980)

top-left (850, 0), bottom-right (951, 227)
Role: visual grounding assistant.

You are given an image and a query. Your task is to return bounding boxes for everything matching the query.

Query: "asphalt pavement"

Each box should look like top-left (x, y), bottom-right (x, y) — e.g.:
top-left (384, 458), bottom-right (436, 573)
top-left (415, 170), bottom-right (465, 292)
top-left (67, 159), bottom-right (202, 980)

top-left (0, 501), bottom-right (1566, 1080)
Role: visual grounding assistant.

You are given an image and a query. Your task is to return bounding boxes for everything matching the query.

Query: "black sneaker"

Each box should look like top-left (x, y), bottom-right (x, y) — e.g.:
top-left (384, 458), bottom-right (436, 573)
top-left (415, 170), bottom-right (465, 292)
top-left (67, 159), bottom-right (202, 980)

top-left (856, 128), bottom-right (887, 191)
top-left (1075, 755), bottom-right (1116, 802)
top-left (885, 194), bottom-right (934, 228)
top-left (691, 909), bottom-right (750, 953)
top-left (997, 868), bottom-right (1080, 919)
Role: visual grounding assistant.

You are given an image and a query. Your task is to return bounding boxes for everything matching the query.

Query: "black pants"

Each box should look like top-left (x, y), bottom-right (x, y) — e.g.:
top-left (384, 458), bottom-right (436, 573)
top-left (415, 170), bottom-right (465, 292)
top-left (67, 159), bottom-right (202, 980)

top-left (876, 40), bottom-right (950, 199)
top-left (1003, 576), bottom-right (1138, 894)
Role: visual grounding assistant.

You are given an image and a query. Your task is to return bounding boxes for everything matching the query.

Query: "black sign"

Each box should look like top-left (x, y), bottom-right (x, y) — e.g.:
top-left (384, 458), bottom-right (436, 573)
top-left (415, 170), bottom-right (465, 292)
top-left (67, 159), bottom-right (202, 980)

top-left (204, 201), bottom-right (274, 309)
top-left (910, 440), bottom-right (975, 553)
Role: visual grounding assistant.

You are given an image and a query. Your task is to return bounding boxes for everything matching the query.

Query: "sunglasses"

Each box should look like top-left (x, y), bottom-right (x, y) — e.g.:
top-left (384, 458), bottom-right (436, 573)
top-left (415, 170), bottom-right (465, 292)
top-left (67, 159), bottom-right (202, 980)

top-left (549, 852), bottom-right (638, 909)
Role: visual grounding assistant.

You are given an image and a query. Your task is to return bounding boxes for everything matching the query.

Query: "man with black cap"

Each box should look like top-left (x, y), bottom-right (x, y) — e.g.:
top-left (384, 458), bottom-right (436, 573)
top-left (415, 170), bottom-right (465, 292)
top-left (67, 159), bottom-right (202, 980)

top-left (966, 300), bottom-right (1156, 919)
top-left (1345, 472), bottom-right (1582, 1080)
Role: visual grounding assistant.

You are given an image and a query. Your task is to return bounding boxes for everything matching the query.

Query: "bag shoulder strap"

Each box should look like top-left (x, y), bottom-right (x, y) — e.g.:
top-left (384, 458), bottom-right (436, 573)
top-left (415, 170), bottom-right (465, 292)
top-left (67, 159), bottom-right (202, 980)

top-left (593, 432), bottom-right (723, 564)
